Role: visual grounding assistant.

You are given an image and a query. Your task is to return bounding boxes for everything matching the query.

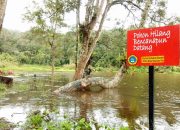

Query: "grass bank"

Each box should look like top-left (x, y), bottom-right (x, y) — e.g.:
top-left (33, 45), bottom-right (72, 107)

top-left (0, 64), bottom-right (75, 72)
top-left (1, 64), bottom-right (180, 75)
top-left (0, 64), bottom-right (121, 75)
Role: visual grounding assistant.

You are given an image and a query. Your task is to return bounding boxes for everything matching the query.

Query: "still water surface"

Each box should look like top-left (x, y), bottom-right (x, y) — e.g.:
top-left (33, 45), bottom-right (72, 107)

top-left (0, 72), bottom-right (180, 130)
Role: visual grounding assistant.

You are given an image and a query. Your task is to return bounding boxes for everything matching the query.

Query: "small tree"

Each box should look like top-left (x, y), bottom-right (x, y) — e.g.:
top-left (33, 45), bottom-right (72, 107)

top-left (24, 0), bottom-right (76, 77)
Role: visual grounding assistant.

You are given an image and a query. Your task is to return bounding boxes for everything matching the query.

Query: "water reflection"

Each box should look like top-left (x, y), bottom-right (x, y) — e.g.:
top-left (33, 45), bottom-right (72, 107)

top-left (0, 72), bottom-right (180, 129)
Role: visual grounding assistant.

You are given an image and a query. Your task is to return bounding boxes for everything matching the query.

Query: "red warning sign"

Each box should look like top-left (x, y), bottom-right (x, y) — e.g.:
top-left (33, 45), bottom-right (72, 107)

top-left (127, 25), bottom-right (180, 66)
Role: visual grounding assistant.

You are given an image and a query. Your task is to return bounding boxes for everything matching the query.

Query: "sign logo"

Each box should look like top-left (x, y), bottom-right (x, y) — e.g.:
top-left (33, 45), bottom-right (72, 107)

top-left (128, 55), bottom-right (138, 65)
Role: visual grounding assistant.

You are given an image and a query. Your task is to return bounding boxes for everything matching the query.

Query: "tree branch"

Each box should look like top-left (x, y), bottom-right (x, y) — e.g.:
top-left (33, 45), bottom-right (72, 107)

top-left (125, 0), bottom-right (143, 11)
top-left (122, 4), bottom-right (139, 28)
top-left (139, 0), bottom-right (152, 28)
top-left (92, 3), bottom-right (110, 48)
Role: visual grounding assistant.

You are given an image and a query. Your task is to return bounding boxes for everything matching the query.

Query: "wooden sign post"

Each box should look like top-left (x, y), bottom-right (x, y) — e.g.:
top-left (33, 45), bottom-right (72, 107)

top-left (127, 25), bottom-right (180, 130)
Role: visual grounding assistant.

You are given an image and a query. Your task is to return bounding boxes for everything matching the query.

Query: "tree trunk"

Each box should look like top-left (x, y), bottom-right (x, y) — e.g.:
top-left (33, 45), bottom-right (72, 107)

top-left (0, 0), bottom-right (7, 32)
top-left (54, 63), bottom-right (126, 94)
top-left (139, 0), bottom-right (152, 28)
top-left (75, 0), bottom-right (80, 69)
top-left (74, 50), bottom-right (91, 80)
top-left (74, 0), bottom-right (110, 80)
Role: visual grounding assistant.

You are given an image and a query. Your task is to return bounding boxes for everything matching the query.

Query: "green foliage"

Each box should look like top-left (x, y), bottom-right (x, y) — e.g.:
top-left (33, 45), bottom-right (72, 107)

top-left (0, 53), bottom-right (18, 67)
top-left (56, 32), bottom-right (76, 66)
top-left (0, 118), bottom-right (15, 130)
top-left (2, 26), bottom-right (180, 73)
top-left (0, 29), bottom-right (20, 54)
top-left (154, 66), bottom-right (180, 73)
top-left (0, 0), bottom-right (176, 72)
top-left (3, 27), bottom-right (180, 73)
top-left (74, 118), bottom-right (92, 130)
top-left (0, 84), bottom-right (6, 98)
top-left (22, 110), bottom-right (129, 130)
top-left (59, 120), bottom-right (73, 130)
top-left (119, 127), bottom-right (129, 130)
top-left (12, 83), bottom-right (29, 92)
top-left (127, 66), bottom-right (148, 73)
top-left (23, 0), bottom-right (77, 75)
top-left (0, 122), bottom-right (7, 129)
top-left (92, 28), bottom-right (126, 68)
top-left (28, 114), bottom-right (43, 128)
top-left (58, 64), bottom-right (75, 71)
top-left (126, 66), bottom-right (180, 73)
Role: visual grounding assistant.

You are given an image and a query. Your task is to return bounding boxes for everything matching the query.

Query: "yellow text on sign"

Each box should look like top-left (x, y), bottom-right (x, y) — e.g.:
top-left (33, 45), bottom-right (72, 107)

top-left (141, 56), bottom-right (164, 63)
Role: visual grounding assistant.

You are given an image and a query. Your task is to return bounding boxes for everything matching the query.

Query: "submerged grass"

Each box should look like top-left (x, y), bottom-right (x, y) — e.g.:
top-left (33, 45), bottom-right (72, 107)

top-left (0, 83), bottom-right (7, 98)
top-left (12, 83), bottom-right (29, 92)
top-left (0, 118), bottom-right (15, 129)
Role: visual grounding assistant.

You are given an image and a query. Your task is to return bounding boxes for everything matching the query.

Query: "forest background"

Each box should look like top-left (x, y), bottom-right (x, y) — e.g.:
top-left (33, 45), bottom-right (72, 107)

top-left (1, 0), bottom-right (180, 74)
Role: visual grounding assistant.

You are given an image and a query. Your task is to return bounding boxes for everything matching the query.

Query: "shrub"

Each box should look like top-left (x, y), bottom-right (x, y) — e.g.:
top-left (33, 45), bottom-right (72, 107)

top-left (22, 110), bottom-right (129, 130)
top-left (0, 53), bottom-right (18, 67)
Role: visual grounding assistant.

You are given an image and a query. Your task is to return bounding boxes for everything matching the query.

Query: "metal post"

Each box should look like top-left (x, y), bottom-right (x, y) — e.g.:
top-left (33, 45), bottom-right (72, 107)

top-left (149, 66), bottom-right (154, 130)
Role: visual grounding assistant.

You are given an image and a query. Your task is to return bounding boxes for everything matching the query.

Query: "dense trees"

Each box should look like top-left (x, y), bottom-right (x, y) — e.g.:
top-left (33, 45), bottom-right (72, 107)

top-left (0, 27), bottom-right (127, 69)
top-left (92, 28), bottom-right (126, 69)
top-left (1, 0), bottom-right (179, 77)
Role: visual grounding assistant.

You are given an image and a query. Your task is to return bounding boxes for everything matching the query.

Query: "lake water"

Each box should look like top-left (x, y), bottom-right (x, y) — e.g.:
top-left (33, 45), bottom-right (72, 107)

top-left (0, 72), bottom-right (180, 130)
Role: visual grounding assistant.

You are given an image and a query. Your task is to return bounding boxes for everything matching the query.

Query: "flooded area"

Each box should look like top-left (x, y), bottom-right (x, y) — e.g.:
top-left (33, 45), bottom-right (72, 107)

top-left (0, 72), bottom-right (180, 130)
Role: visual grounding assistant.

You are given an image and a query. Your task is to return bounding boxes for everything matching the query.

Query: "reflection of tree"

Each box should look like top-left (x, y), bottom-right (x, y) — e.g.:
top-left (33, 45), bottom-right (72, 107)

top-left (68, 88), bottom-right (143, 129)
top-left (70, 88), bottom-right (142, 129)
top-left (44, 95), bottom-right (59, 112)
top-left (29, 74), bottom-right (37, 91)
top-left (79, 101), bottom-right (88, 120)
top-left (76, 92), bottom-right (93, 120)
top-left (51, 75), bottom-right (55, 88)
top-left (118, 98), bottom-right (141, 130)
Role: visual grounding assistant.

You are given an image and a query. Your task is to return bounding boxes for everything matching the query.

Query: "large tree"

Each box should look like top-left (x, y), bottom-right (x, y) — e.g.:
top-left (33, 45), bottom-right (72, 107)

top-left (0, 0), bottom-right (7, 32)
top-left (54, 0), bottom-right (170, 93)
